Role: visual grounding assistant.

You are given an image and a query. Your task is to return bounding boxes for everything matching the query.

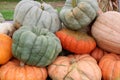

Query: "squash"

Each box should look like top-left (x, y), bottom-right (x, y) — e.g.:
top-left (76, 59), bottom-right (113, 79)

top-left (91, 11), bottom-right (120, 54)
top-left (12, 26), bottom-right (62, 67)
top-left (0, 59), bottom-right (47, 80)
top-left (99, 53), bottom-right (120, 80)
top-left (0, 13), bottom-right (5, 23)
top-left (0, 22), bottom-right (16, 37)
top-left (90, 47), bottom-right (107, 62)
top-left (56, 28), bottom-right (96, 54)
top-left (48, 54), bottom-right (102, 80)
top-left (59, 0), bottom-right (99, 30)
top-left (14, 0), bottom-right (61, 33)
top-left (0, 34), bottom-right (12, 65)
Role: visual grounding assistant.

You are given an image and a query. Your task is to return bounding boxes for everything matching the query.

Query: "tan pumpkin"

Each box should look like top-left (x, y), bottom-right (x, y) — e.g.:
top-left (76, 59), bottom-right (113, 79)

top-left (48, 54), bottom-right (102, 80)
top-left (0, 34), bottom-right (12, 65)
top-left (99, 53), bottom-right (120, 80)
top-left (91, 11), bottom-right (120, 54)
top-left (90, 47), bottom-right (107, 62)
top-left (0, 59), bottom-right (47, 80)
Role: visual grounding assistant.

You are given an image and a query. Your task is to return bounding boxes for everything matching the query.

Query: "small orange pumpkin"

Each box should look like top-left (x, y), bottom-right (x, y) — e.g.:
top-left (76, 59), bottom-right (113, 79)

top-left (99, 53), bottom-right (120, 80)
top-left (90, 47), bottom-right (107, 62)
top-left (0, 59), bottom-right (47, 80)
top-left (56, 28), bottom-right (96, 54)
top-left (48, 54), bottom-right (102, 80)
top-left (0, 34), bottom-right (12, 64)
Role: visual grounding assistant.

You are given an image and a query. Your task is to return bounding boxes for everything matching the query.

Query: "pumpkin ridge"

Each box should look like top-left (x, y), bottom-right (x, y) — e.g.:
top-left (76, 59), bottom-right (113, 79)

top-left (14, 0), bottom-right (30, 18)
top-left (26, 36), bottom-right (37, 65)
top-left (76, 66), bottom-right (90, 80)
top-left (71, 9), bottom-right (81, 27)
top-left (49, 14), bottom-right (53, 30)
top-left (77, 4), bottom-right (92, 21)
top-left (14, 31), bottom-right (27, 59)
top-left (110, 61), bottom-right (116, 80)
top-left (95, 16), bottom-right (120, 34)
top-left (35, 9), bottom-right (43, 27)
top-left (36, 36), bottom-right (48, 66)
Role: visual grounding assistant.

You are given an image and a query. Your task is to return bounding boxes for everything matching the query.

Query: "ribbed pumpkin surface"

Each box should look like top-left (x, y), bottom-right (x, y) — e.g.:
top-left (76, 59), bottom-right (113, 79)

top-left (12, 26), bottom-right (62, 67)
top-left (60, 0), bottom-right (99, 30)
top-left (56, 28), bottom-right (96, 54)
top-left (91, 11), bottom-right (120, 54)
top-left (0, 59), bottom-right (47, 80)
top-left (48, 54), bottom-right (102, 80)
top-left (14, 0), bottom-right (61, 33)
top-left (99, 53), bottom-right (120, 80)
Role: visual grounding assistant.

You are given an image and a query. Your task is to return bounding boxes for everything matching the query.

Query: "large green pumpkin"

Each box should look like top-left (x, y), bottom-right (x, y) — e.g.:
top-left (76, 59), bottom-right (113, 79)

top-left (0, 13), bottom-right (5, 23)
top-left (14, 0), bottom-right (61, 33)
top-left (60, 0), bottom-right (99, 30)
top-left (12, 26), bottom-right (62, 67)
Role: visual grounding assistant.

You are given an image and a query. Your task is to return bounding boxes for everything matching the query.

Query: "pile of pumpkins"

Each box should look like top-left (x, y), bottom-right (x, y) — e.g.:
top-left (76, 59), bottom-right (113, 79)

top-left (0, 0), bottom-right (120, 80)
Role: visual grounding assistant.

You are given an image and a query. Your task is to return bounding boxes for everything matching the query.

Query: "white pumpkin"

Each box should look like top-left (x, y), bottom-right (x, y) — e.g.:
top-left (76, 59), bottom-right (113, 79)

top-left (0, 22), bottom-right (16, 37)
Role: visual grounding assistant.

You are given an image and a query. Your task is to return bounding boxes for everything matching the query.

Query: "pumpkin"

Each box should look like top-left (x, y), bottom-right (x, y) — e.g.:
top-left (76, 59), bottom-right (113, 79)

top-left (59, 0), bottom-right (99, 30)
top-left (90, 47), bottom-right (107, 62)
top-left (0, 59), bottom-right (47, 80)
top-left (99, 53), bottom-right (120, 80)
top-left (13, 0), bottom-right (61, 33)
top-left (0, 22), bottom-right (16, 37)
top-left (12, 26), bottom-right (62, 67)
top-left (0, 34), bottom-right (12, 65)
top-left (48, 54), bottom-right (102, 80)
top-left (91, 11), bottom-right (120, 54)
top-left (56, 28), bottom-right (96, 54)
top-left (0, 13), bottom-right (5, 23)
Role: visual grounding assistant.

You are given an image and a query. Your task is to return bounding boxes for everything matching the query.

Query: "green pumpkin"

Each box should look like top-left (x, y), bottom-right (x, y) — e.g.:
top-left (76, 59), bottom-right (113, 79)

top-left (14, 0), bottom-right (61, 33)
top-left (0, 13), bottom-right (5, 23)
top-left (60, 0), bottom-right (99, 30)
top-left (12, 26), bottom-right (62, 67)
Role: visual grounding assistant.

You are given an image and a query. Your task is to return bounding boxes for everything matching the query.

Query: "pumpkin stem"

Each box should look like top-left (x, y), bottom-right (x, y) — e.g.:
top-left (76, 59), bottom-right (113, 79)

top-left (20, 61), bottom-right (25, 67)
top-left (72, 0), bottom-right (77, 8)
top-left (40, 0), bottom-right (44, 10)
top-left (118, 0), bottom-right (120, 12)
top-left (70, 59), bottom-right (76, 64)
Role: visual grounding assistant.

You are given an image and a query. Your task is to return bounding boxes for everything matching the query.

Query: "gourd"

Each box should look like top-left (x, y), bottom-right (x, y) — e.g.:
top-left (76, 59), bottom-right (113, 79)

top-left (0, 59), bottom-right (47, 80)
top-left (59, 0), bottom-right (99, 30)
top-left (91, 11), bottom-right (120, 54)
top-left (0, 22), bottom-right (16, 37)
top-left (56, 28), bottom-right (96, 54)
top-left (0, 34), bottom-right (12, 65)
top-left (99, 53), bottom-right (120, 80)
top-left (90, 47), bottom-right (107, 62)
top-left (12, 26), bottom-right (62, 67)
top-left (14, 0), bottom-right (61, 33)
top-left (48, 54), bottom-right (102, 80)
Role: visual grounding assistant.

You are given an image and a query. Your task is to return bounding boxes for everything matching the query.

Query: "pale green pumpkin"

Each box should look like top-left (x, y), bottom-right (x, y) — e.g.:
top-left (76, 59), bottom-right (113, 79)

top-left (0, 13), bottom-right (5, 23)
top-left (14, 0), bottom-right (61, 33)
top-left (12, 26), bottom-right (62, 67)
top-left (60, 0), bottom-right (99, 30)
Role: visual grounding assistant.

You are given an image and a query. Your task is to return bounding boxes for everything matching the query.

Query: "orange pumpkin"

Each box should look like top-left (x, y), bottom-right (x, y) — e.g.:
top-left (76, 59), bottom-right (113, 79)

top-left (48, 54), bottom-right (102, 80)
top-left (56, 28), bottom-right (96, 54)
top-left (0, 34), bottom-right (12, 64)
top-left (90, 47), bottom-right (107, 62)
top-left (99, 53), bottom-right (120, 80)
top-left (0, 59), bottom-right (47, 80)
